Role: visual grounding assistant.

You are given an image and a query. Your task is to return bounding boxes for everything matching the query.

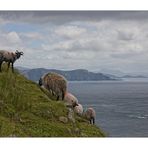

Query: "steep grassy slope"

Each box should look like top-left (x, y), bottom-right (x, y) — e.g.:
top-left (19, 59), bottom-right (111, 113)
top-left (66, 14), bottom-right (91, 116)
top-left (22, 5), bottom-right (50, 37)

top-left (0, 65), bottom-right (105, 137)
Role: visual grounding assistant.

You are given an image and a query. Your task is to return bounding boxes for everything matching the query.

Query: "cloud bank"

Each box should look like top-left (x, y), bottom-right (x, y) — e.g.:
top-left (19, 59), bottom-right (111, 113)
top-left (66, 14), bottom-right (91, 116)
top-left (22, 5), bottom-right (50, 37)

top-left (0, 11), bottom-right (148, 74)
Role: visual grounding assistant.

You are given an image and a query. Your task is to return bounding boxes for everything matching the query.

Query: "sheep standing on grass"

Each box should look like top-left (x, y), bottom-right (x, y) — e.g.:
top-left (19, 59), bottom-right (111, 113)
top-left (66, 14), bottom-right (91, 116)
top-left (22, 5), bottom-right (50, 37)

top-left (64, 92), bottom-right (79, 108)
top-left (74, 103), bottom-right (83, 115)
top-left (39, 72), bottom-right (67, 101)
top-left (0, 50), bottom-right (23, 72)
top-left (84, 108), bottom-right (96, 125)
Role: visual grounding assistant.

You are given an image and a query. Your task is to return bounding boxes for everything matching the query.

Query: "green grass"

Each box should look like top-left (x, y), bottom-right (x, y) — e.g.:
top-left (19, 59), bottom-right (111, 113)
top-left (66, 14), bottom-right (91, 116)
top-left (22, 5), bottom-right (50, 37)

top-left (0, 64), bottom-right (106, 137)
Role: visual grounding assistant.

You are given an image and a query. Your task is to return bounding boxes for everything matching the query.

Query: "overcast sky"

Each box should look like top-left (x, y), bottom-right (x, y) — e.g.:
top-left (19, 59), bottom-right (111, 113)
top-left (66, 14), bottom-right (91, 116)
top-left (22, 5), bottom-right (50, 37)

top-left (0, 11), bottom-right (148, 74)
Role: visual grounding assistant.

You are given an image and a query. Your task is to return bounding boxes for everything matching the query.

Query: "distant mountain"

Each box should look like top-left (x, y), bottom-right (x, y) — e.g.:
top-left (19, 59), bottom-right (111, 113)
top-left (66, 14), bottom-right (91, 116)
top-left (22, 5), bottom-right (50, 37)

top-left (18, 68), bottom-right (116, 82)
top-left (16, 66), bottom-right (30, 71)
top-left (100, 68), bottom-right (126, 77)
top-left (100, 68), bottom-right (148, 78)
top-left (121, 75), bottom-right (147, 78)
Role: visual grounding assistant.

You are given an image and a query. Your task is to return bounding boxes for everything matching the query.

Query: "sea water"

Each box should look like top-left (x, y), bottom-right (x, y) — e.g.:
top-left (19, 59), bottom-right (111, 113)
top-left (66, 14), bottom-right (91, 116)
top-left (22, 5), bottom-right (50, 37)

top-left (68, 79), bottom-right (148, 137)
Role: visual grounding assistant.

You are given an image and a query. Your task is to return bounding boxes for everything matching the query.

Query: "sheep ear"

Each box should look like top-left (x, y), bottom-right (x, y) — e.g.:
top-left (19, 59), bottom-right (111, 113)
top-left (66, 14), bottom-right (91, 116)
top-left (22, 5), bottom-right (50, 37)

top-left (15, 50), bottom-right (18, 53)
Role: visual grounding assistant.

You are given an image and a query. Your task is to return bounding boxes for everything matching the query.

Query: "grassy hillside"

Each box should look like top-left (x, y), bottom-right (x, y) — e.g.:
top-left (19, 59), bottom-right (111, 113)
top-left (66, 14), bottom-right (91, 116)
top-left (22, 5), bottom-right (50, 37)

top-left (0, 65), bottom-right (105, 137)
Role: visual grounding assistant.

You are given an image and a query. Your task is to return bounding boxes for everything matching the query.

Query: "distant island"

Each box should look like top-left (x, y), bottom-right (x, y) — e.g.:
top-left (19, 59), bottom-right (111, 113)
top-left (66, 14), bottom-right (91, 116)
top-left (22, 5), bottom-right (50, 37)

top-left (18, 67), bottom-right (117, 82)
top-left (121, 75), bottom-right (147, 78)
top-left (17, 67), bottom-right (147, 82)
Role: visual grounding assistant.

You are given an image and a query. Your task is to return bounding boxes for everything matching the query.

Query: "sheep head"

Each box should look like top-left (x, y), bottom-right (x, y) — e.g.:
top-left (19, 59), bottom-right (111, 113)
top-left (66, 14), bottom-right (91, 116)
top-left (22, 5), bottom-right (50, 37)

top-left (72, 101), bottom-right (79, 107)
top-left (38, 77), bottom-right (43, 86)
top-left (15, 50), bottom-right (24, 59)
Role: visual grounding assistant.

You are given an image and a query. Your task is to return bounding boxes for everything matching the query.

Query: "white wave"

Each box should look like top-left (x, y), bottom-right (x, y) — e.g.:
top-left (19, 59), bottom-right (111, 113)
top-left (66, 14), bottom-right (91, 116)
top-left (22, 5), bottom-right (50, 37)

top-left (128, 114), bottom-right (147, 119)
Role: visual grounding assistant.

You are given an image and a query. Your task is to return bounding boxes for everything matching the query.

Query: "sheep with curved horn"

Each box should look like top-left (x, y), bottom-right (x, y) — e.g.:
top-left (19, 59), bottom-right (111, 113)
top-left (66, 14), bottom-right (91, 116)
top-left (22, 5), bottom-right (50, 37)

top-left (0, 50), bottom-right (24, 72)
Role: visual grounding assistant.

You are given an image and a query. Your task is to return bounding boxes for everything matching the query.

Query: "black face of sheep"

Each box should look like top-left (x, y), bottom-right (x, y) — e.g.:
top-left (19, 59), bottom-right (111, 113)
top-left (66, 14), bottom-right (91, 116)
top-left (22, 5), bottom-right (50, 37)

top-left (38, 78), bottom-right (42, 86)
top-left (72, 101), bottom-right (79, 108)
top-left (15, 50), bottom-right (24, 59)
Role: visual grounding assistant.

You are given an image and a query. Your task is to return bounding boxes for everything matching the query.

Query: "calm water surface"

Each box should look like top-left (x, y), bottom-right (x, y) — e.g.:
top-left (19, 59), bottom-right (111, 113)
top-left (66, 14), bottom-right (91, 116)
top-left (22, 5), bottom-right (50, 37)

top-left (68, 79), bottom-right (148, 137)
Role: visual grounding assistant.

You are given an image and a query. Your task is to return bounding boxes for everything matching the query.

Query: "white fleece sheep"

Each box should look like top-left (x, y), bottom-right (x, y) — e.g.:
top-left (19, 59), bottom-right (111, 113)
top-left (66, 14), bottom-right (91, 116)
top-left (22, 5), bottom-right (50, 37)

top-left (74, 103), bottom-right (83, 115)
top-left (39, 72), bottom-right (67, 100)
top-left (64, 92), bottom-right (79, 108)
top-left (84, 107), bottom-right (96, 125)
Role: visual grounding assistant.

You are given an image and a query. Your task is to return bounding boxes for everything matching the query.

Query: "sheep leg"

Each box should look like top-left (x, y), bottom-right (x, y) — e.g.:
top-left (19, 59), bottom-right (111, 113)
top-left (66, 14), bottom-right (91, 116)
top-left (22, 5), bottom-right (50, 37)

top-left (12, 62), bottom-right (14, 72)
top-left (0, 61), bottom-right (2, 72)
top-left (89, 119), bottom-right (92, 124)
top-left (57, 96), bottom-right (59, 101)
top-left (51, 91), bottom-right (54, 96)
top-left (7, 62), bottom-right (10, 71)
top-left (62, 91), bottom-right (65, 100)
top-left (92, 117), bottom-right (95, 125)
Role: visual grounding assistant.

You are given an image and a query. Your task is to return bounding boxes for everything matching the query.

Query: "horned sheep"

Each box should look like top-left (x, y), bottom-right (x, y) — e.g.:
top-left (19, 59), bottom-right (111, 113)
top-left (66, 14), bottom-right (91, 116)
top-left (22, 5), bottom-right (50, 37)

top-left (39, 72), bottom-right (67, 101)
top-left (0, 50), bottom-right (23, 72)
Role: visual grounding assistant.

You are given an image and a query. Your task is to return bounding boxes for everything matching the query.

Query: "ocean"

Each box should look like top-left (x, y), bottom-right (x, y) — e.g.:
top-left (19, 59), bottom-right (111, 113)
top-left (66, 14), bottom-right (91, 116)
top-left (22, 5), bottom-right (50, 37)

top-left (68, 79), bottom-right (148, 137)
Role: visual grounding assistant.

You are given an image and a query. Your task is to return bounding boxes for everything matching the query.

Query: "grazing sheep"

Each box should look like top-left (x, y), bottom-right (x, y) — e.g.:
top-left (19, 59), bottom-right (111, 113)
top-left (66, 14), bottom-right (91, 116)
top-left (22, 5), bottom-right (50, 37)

top-left (74, 103), bottom-right (83, 115)
top-left (64, 92), bottom-right (79, 108)
top-left (84, 108), bottom-right (96, 125)
top-left (0, 50), bottom-right (23, 72)
top-left (39, 72), bottom-right (67, 100)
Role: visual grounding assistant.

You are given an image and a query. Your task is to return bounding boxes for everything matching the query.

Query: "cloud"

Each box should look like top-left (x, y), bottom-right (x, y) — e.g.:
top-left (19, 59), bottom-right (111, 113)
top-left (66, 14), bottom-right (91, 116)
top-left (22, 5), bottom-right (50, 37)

top-left (117, 30), bottom-right (135, 41)
top-left (6, 31), bottom-right (21, 43)
top-left (0, 31), bottom-right (22, 50)
top-left (54, 25), bottom-right (86, 39)
top-left (33, 18), bottom-right (148, 72)
top-left (0, 11), bottom-right (148, 73)
top-left (20, 32), bottom-right (43, 40)
top-left (1, 11), bottom-right (148, 25)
